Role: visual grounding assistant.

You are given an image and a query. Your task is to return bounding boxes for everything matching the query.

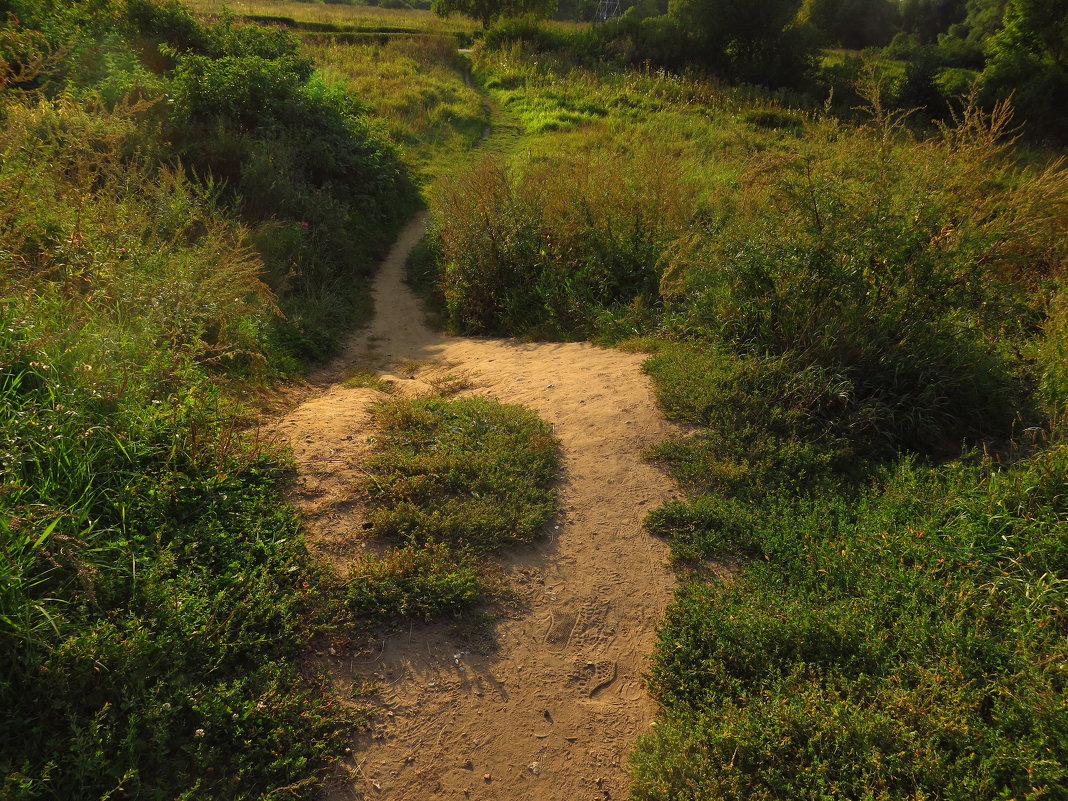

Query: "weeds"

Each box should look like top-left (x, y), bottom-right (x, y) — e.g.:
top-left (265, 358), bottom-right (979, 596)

top-left (340, 393), bottom-right (558, 627)
top-left (362, 395), bottom-right (558, 550)
top-left (343, 371), bottom-right (396, 392)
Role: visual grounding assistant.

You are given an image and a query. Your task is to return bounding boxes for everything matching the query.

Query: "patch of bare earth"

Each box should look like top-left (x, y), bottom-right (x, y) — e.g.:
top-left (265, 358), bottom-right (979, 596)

top-left (274, 213), bottom-right (680, 800)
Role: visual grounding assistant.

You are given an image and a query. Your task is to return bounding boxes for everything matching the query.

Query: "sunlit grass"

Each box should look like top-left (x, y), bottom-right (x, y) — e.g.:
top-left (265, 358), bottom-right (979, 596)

top-left (305, 36), bottom-right (487, 180)
top-left (185, 0), bottom-right (479, 34)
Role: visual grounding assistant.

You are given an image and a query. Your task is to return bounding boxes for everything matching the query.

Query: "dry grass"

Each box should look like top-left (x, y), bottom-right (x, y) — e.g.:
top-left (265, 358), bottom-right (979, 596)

top-left (184, 0), bottom-right (478, 34)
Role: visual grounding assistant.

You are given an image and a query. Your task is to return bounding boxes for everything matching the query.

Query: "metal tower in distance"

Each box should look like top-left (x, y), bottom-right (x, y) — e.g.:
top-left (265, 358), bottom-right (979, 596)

top-left (596, 0), bottom-right (622, 21)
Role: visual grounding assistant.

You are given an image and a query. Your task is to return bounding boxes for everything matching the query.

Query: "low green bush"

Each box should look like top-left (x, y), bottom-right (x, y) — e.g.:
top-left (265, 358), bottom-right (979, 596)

top-left (635, 448), bottom-right (1068, 800)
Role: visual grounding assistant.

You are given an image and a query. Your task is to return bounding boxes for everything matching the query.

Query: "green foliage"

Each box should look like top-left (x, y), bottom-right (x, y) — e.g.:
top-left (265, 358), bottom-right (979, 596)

top-left (979, 0), bottom-right (1068, 140)
top-left (362, 395), bottom-right (558, 550)
top-left (666, 0), bottom-right (816, 84)
top-left (346, 543), bottom-right (486, 621)
top-left (301, 34), bottom-right (488, 181)
top-left (431, 148), bottom-right (691, 337)
top-left (900, 0), bottom-right (968, 43)
top-left (0, 3), bottom-right (442, 798)
top-left (634, 449), bottom-right (1068, 800)
top-left (424, 49), bottom-right (1068, 798)
top-left (436, 49), bottom-right (1068, 454)
top-left (0, 302), bottom-right (352, 799)
top-left (643, 345), bottom-right (856, 497)
top-left (125, 1), bottom-right (416, 358)
top-left (800, 0), bottom-right (899, 48)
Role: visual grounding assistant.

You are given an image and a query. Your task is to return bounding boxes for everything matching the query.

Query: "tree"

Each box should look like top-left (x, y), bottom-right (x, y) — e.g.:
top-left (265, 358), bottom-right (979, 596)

top-left (667, 0), bottom-right (815, 85)
top-left (900, 0), bottom-right (968, 43)
top-left (801, 0), bottom-right (899, 48)
top-left (979, 0), bottom-right (1068, 139)
top-left (432, 0), bottom-right (557, 28)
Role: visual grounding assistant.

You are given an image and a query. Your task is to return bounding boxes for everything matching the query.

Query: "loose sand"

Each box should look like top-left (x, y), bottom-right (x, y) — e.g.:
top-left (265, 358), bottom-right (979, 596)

top-left (274, 213), bottom-right (680, 800)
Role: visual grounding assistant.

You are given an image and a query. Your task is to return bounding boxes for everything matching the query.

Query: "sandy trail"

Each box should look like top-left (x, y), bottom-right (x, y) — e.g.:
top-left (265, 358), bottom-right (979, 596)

top-left (275, 213), bottom-right (679, 800)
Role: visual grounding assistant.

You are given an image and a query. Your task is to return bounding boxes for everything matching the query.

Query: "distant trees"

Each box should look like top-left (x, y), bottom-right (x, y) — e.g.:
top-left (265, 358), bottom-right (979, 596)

top-left (899, 0), bottom-right (967, 43)
top-left (667, 0), bottom-right (815, 84)
top-left (432, 0), bottom-right (557, 27)
top-left (800, 0), bottom-right (899, 48)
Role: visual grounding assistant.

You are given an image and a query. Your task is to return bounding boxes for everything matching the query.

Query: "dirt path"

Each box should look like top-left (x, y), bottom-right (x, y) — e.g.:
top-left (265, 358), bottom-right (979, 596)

top-left (275, 213), bottom-right (680, 801)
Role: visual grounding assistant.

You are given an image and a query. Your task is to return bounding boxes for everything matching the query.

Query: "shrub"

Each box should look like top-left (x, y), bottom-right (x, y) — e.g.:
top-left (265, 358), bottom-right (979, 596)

top-left (665, 99), bottom-right (1066, 453)
top-left (432, 149), bottom-right (691, 337)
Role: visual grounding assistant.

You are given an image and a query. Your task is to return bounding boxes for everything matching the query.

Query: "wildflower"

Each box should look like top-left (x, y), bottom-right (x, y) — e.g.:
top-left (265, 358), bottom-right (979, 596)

top-left (194, 728), bottom-right (205, 737)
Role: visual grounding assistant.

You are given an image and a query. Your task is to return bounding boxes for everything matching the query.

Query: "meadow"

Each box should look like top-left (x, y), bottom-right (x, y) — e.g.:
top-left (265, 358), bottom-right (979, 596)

top-left (183, 0), bottom-right (478, 34)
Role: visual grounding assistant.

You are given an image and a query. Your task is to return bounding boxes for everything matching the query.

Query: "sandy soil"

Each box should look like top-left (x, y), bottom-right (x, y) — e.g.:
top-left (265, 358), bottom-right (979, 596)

top-left (274, 213), bottom-right (680, 801)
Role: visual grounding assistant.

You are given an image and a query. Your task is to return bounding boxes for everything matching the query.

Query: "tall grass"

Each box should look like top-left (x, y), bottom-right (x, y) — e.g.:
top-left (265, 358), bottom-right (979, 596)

top-left (432, 147), bottom-right (693, 337)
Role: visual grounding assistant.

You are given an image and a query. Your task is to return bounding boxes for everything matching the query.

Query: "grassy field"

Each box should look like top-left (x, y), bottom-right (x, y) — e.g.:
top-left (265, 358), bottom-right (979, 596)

top-left (303, 35), bottom-right (488, 180)
top-left (419, 38), bottom-right (1068, 799)
top-left (184, 0), bottom-right (479, 34)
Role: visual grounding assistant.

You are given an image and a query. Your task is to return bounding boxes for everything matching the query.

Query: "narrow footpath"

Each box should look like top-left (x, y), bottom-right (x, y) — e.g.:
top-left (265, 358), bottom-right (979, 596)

top-left (275, 213), bottom-right (680, 801)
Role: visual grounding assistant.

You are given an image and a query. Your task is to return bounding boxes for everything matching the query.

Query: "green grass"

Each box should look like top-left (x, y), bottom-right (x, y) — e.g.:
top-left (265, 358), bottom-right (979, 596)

top-left (635, 446), bottom-right (1068, 800)
top-left (343, 370), bottom-right (397, 392)
top-left (362, 394), bottom-right (558, 550)
top-left (338, 393), bottom-right (558, 626)
top-left (185, 0), bottom-right (479, 35)
top-left (302, 34), bottom-right (488, 181)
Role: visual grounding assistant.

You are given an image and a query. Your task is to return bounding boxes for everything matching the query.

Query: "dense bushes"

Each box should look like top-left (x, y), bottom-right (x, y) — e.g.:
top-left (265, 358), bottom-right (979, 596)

top-left (666, 99), bottom-right (1066, 452)
top-left (432, 147), bottom-right (691, 337)
top-left (0, 3), bottom-right (425, 798)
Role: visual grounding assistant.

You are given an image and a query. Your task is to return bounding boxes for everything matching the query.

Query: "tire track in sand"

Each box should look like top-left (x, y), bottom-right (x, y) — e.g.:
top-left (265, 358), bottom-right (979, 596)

top-left (275, 213), bottom-right (680, 801)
